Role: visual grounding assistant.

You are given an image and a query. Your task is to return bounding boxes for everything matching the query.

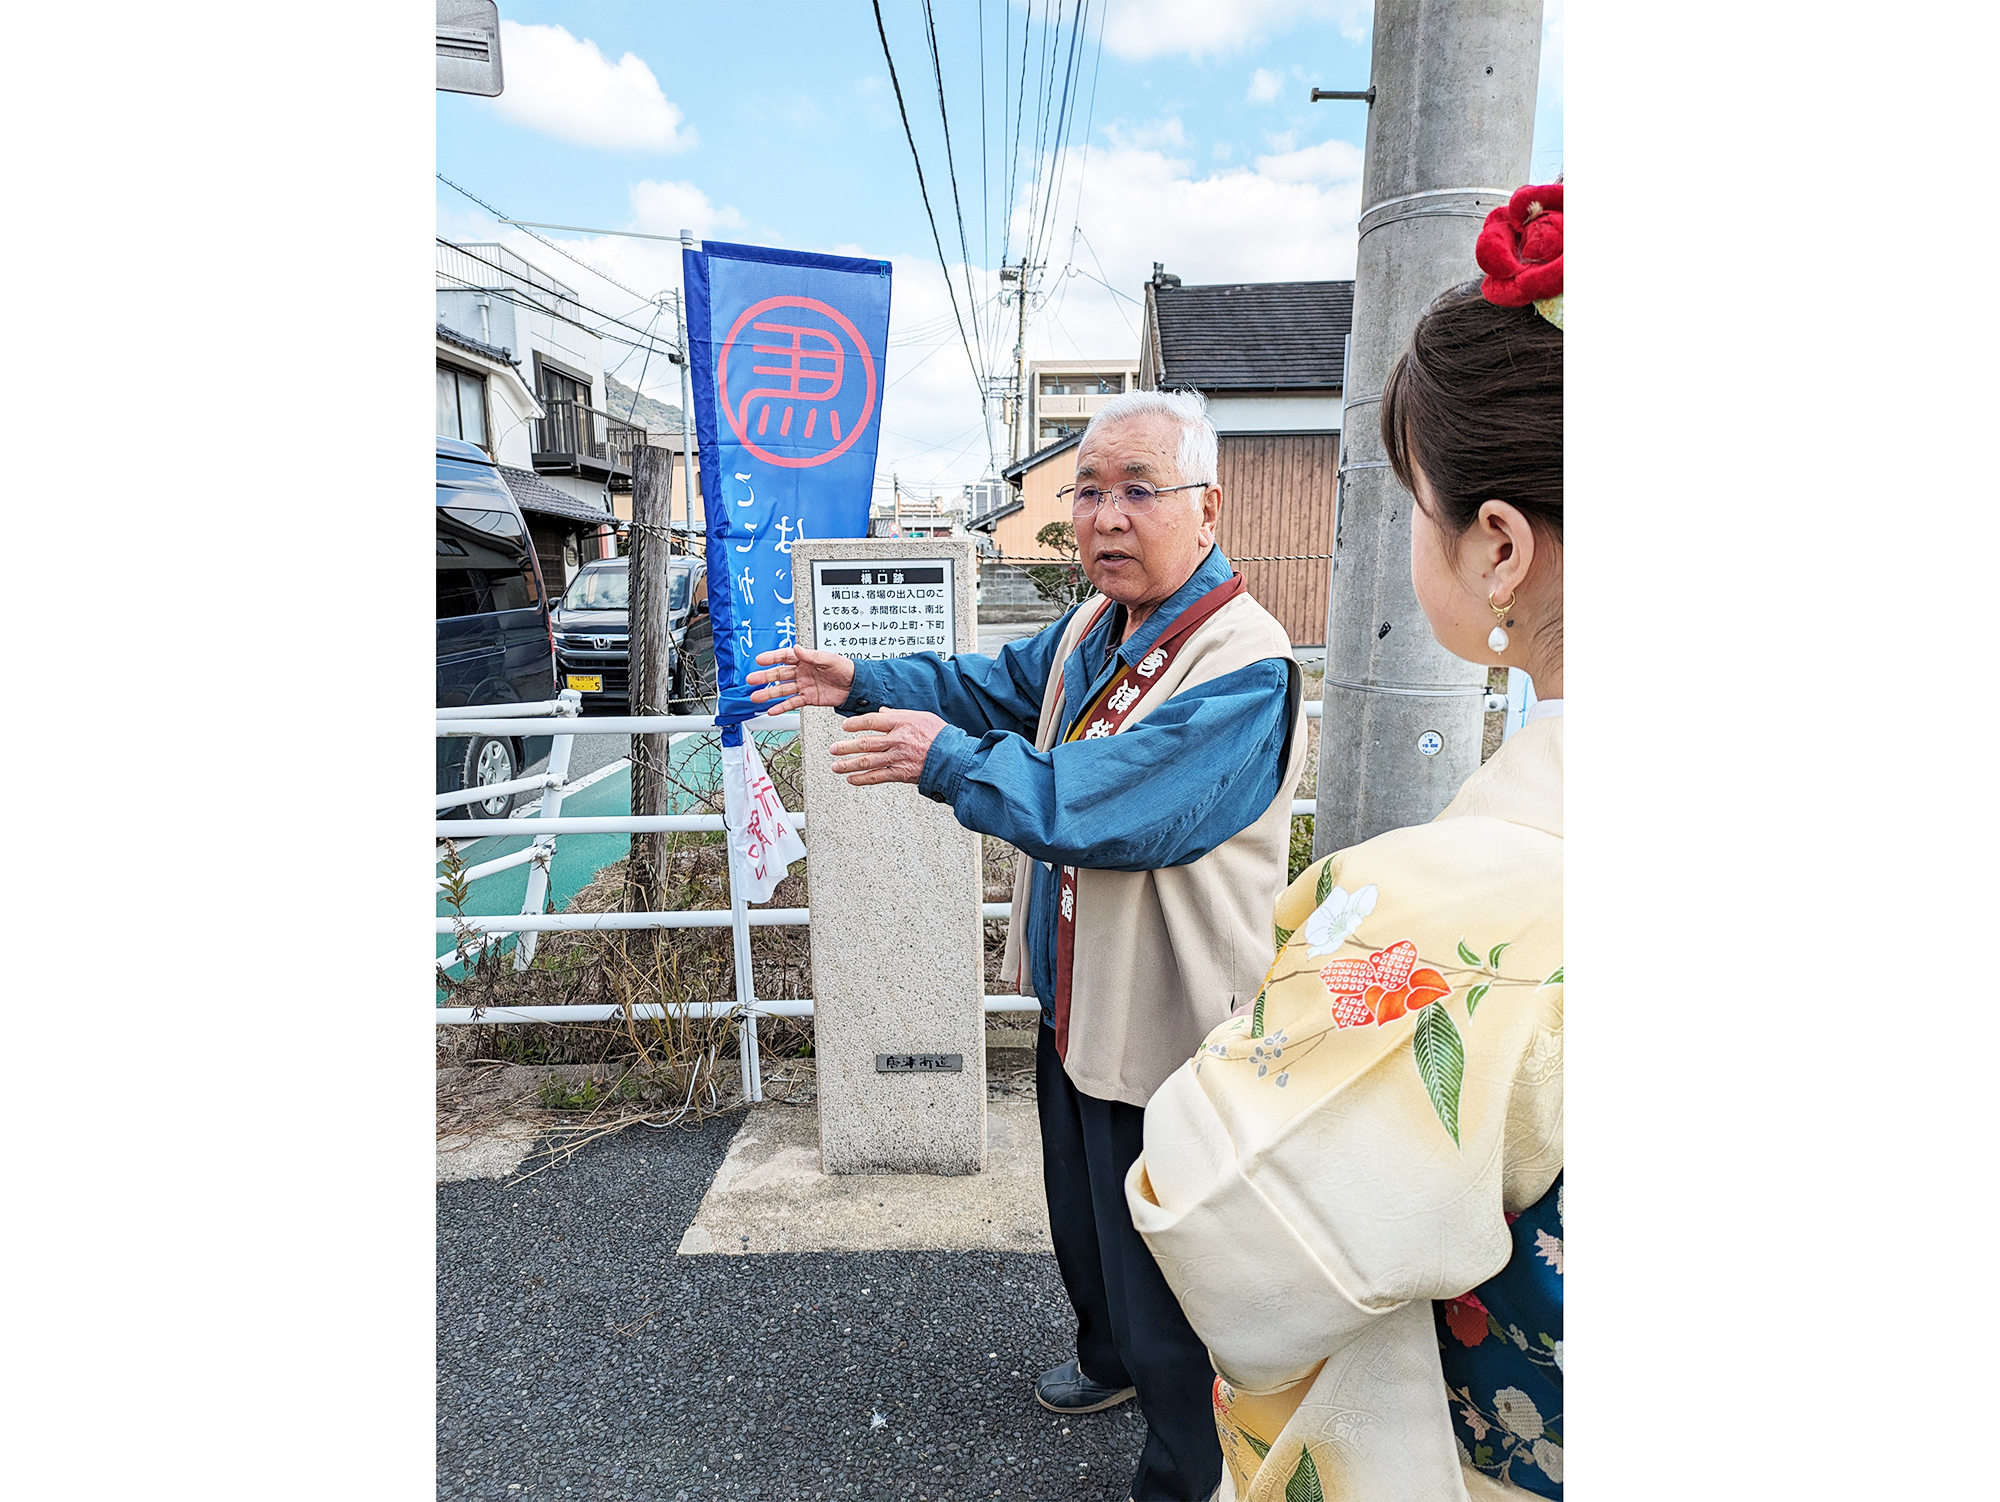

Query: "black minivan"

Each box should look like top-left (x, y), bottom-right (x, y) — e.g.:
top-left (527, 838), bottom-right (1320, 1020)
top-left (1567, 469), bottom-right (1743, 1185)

top-left (436, 436), bottom-right (555, 817)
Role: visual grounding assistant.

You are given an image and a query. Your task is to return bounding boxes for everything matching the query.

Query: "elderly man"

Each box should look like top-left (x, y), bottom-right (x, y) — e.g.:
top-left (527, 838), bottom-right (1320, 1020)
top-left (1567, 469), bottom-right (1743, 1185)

top-left (749, 389), bottom-right (1304, 1502)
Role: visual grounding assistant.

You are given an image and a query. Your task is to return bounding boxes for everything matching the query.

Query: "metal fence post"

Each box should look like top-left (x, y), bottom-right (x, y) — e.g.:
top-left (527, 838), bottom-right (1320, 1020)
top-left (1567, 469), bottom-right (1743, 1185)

top-left (725, 820), bottom-right (764, 1103)
top-left (513, 690), bottom-right (580, 971)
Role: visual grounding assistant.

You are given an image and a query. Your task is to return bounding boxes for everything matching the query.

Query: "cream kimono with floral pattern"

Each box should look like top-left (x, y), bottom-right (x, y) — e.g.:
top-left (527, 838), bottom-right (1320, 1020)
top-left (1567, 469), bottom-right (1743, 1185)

top-left (1126, 716), bottom-right (1562, 1501)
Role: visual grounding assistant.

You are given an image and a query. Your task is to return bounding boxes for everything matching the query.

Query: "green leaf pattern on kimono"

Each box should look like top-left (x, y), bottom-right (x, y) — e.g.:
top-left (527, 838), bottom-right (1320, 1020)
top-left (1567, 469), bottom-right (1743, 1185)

top-left (1412, 1004), bottom-right (1466, 1146)
top-left (1284, 1446), bottom-right (1325, 1502)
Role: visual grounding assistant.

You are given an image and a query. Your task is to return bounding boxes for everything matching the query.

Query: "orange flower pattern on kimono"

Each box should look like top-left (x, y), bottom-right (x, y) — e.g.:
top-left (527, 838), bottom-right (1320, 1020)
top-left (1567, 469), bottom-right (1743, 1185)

top-left (1320, 938), bottom-right (1453, 1028)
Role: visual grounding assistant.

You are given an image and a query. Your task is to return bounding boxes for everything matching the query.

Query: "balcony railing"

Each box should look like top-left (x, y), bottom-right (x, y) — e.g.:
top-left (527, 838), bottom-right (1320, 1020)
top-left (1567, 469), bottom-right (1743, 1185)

top-left (1034, 391), bottom-right (1120, 418)
top-left (533, 397), bottom-right (645, 471)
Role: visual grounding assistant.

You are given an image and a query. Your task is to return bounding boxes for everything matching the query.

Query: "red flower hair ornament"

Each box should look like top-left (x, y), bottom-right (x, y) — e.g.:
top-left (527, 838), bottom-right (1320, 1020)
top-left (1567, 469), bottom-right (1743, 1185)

top-left (1476, 182), bottom-right (1562, 330)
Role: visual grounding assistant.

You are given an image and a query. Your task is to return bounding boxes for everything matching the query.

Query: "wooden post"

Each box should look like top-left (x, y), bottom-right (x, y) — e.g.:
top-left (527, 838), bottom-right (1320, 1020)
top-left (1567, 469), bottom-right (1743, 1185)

top-left (626, 444), bottom-right (673, 911)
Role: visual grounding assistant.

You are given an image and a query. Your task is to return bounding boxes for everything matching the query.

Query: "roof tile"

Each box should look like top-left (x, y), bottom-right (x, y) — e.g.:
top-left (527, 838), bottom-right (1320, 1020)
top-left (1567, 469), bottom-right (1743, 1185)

top-left (1154, 280), bottom-right (1354, 390)
top-left (498, 467), bottom-right (619, 528)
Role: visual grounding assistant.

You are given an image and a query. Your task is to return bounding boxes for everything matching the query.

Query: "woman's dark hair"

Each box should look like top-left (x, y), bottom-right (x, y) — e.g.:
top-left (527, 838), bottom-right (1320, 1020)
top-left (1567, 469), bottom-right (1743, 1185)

top-left (1380, 281), bottom-right (1562, 539)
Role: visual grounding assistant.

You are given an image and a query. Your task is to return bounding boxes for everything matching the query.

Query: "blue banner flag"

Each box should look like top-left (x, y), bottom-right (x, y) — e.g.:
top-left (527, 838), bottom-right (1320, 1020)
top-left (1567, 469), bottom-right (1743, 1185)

top-left (684, 240), bottom-right (892, 739)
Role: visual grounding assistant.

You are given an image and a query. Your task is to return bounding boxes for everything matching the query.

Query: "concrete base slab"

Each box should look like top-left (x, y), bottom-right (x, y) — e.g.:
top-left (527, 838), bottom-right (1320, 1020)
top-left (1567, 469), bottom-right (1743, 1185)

top-left (436, 1121), bottom-right (543, 1183)
top-left (676, 1101), bottom-right (1050, 1256)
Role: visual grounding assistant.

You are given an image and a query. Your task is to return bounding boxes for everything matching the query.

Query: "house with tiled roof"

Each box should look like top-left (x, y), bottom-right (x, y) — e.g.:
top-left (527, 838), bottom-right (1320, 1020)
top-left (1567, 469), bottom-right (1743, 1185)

top-left (1136, 267), bottom-right (1354, 645)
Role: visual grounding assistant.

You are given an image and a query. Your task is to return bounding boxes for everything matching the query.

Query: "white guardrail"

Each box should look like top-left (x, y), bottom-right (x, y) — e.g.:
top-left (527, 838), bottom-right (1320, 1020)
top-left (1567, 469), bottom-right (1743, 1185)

top-left (438, 692), bottom-right (1356, 1101)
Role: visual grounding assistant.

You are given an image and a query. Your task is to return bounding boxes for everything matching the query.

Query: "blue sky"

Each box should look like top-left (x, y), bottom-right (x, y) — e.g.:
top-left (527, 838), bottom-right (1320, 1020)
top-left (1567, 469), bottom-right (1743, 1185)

top-left (438, 0), bottom-right (1563, 496)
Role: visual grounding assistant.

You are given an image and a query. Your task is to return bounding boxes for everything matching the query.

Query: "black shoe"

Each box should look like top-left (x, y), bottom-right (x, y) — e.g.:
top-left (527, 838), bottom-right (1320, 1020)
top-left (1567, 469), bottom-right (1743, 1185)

top-left (1033, 1357), bottom-right (1137, 1414)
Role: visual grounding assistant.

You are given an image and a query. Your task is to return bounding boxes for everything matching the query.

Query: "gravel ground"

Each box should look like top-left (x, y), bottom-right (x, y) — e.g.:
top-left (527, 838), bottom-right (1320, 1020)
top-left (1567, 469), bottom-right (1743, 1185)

top-left (438, 1112), bottom-right (1147, 1502)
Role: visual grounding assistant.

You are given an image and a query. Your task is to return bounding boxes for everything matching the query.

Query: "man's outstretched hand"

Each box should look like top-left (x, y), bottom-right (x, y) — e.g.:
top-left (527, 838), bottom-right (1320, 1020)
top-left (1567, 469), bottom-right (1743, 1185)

top-left (748, 646), bottom-right (856, 713)
top-left (827, 710), bottom-right (948, 787)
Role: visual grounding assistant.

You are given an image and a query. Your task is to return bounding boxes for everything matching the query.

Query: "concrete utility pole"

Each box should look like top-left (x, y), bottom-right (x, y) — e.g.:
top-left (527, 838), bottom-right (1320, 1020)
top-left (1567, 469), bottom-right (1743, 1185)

top-left (1000, 258), bottom-right (1038, 463)
top-left (626, 444), bottom-right (674, 911)
top-left (1313, 0), bottom-right (1542, 855)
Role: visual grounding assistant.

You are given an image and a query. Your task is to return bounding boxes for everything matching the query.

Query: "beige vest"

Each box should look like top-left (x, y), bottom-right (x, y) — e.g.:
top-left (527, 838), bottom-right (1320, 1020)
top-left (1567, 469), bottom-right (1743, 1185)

top-left (1001, 591), bottom-right (1306, 1107)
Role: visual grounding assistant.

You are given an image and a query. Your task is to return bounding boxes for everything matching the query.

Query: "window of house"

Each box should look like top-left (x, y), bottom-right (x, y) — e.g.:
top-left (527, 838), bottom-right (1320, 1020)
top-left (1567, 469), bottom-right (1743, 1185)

top-left (437, 364), bottom-right (489, 449)
top-left (1038, 372), bottom-right (1126, 398)
top-left (538, 363), bottom-right (589, 408)
top-left (536, 361), bottom-right (593, 455)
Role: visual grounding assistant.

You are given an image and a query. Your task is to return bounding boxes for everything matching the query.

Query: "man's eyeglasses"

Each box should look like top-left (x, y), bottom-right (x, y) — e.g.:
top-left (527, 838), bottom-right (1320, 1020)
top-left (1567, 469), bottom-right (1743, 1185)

top-left (1057, 481), bottom-right (1211, 518)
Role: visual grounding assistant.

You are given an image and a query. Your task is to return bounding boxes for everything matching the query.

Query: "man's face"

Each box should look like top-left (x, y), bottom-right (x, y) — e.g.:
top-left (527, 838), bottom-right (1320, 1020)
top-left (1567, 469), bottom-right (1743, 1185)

top-left (1072, 415), bottom-right (1220, 614)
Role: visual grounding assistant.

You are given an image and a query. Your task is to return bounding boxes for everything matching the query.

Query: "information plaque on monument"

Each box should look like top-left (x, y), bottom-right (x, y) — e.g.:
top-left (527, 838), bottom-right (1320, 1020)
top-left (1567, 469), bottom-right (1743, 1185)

top-left (809, 559), bottom-right (958, 661)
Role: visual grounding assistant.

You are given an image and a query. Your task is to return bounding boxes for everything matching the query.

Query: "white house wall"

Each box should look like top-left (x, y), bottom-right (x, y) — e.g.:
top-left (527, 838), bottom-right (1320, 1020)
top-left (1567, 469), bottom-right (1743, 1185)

top-left (538, 473), bottom-right (613, 510)
top-left (485, 377), bottom-right (539, 468)
top-left (436, 288), bottom-right (521, 358)
top-left (437, 277), bottom-right (610, 405)
top-left (1205, 392), bottom-right (1342, 433)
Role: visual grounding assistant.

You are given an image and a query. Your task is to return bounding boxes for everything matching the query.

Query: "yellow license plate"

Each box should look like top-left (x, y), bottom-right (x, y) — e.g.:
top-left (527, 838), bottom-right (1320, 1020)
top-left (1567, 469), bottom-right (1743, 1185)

top-left (566, 674), bottom-right (603, 692)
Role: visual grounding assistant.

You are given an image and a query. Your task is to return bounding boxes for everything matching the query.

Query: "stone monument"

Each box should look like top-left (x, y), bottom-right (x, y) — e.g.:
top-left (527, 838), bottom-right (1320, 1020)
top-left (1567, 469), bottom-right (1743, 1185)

top-left (790, 537), bottom-right (986, 1175)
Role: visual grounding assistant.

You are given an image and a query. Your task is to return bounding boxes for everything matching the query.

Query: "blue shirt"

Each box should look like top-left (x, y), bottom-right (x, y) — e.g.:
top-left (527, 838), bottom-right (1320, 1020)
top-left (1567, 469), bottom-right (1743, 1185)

top-left (841, 546), bottom-right (1296, 1019)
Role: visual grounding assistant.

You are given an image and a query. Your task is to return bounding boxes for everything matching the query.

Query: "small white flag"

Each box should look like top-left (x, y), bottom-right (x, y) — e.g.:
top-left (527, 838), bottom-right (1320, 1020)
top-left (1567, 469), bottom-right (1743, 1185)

top-left (721, 735), bottom-right (806, 904)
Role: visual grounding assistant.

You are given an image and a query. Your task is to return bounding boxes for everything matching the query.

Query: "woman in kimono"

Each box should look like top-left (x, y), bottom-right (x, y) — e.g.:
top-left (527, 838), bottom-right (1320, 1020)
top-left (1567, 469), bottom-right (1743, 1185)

top-left (1126, 184), bottom-right (1564, 1502)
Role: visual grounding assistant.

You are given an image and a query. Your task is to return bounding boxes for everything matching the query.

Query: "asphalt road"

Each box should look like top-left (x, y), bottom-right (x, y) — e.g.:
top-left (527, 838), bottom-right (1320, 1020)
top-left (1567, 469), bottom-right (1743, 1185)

top-left (437, 1114), bottom-right (1148, 1502)
top-left (523, 730), bottom-right (631, 786)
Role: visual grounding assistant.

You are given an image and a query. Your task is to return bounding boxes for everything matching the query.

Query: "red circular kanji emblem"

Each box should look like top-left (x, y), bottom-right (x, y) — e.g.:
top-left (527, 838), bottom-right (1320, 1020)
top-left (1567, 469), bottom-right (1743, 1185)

top-left (716, 295), bottom-right (879, 469)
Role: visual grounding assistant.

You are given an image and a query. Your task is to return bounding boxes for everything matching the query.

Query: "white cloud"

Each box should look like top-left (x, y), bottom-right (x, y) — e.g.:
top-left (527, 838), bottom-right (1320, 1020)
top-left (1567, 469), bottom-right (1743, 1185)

top-left (1039, 138), bottom-right (1365, 292)
top-left (858, 126), bottom-right (1367, 492)
top-left (1105, 117), bottom-right (1188, 150)
top-left (1254, 137), bottom-right (1364, 184)
top-left (627, 180), bottom-right (747, 240)
top-left (1248, 68), bottom-right (1284, 104)
top-left (490, 22), bottom-right (692, 152)
top-left (1101, 0), bottom-right (1370, 62)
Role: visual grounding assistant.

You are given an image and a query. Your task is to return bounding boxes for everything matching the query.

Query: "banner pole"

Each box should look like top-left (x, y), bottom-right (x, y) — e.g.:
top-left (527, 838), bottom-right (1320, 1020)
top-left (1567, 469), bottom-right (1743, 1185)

top-left (676, 229), bottom-right (698, 550)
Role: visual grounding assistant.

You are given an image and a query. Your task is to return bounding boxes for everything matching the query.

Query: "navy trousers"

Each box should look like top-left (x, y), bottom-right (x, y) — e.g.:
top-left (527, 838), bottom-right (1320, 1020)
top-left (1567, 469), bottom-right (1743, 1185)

top-left (1037, 1021), bottom-right (1222, 1502)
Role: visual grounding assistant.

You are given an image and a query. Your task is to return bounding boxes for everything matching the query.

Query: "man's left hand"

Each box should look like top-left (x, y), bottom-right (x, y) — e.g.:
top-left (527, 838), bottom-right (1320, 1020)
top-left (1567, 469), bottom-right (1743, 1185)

top-left (828, 710), bottom-right (948, 787)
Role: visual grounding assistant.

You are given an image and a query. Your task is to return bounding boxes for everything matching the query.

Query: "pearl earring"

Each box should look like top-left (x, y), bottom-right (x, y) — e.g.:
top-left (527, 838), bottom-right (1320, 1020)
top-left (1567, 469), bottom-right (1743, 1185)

top-left (1488, 590), bottom-right (1516, 653)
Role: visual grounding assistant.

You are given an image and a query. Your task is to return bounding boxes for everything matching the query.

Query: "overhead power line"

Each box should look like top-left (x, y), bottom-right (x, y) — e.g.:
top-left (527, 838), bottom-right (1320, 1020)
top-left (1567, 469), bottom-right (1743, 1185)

top-left (1000, 0), bottom-right (1032, 273)
top-left (978, 0), bottom-right (991, 281)
top-left (436, 239), bottom-right (682, 364)
top-left (869, 0), bottom-right (987, 416)
top-left (1027, 0), bottom-right (1089, 272)
top-left (436, 265), bottom-right (680, 366)
top-left (919, 0), bottom-right (988, 363)
top-left (437, 173), bottom-right (667, 310)
top-left (1040, 0), bottom-right (1104, 277)
top-left (1058, 1), bottom-right (1109, 272)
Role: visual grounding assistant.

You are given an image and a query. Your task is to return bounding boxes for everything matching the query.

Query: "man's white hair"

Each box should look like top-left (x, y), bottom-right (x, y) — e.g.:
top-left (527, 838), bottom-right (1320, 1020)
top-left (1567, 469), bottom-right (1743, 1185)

top-left (1077, 388), bottom-right (1218, 503)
